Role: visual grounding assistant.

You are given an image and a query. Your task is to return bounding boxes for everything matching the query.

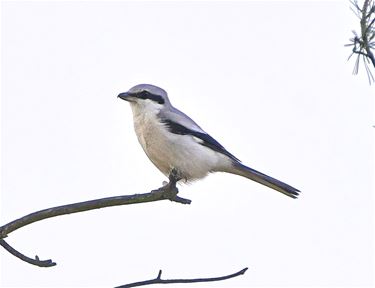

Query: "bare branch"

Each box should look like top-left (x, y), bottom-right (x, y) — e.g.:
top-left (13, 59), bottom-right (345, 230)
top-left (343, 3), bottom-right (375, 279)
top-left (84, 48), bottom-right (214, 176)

top-left (115, 268), bottom-right (249, 288)
top-left (360, 0), bottom-right (375, 67)
top-left (365, 16), bottom-right (375, 34)
top-left (0, 239), bottom-right (56, 267)
top-left (350, 0), bottom-right (363, 18)
top-left (347, 0), bottom-right (375, 82)
top-left (0, 172), bottom-right (191, 266)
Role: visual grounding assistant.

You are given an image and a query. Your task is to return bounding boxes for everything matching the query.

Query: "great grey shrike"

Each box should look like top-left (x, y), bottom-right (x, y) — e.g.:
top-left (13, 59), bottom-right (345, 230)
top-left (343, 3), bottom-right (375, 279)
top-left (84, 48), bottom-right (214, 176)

top-left (118, 84), bottom-right (300, 198)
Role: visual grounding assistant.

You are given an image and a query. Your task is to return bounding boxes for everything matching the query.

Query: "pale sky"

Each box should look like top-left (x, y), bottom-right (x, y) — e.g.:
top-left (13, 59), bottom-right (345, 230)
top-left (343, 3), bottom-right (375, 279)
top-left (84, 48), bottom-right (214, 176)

top-left (1, 1), bottom-right (374, 287)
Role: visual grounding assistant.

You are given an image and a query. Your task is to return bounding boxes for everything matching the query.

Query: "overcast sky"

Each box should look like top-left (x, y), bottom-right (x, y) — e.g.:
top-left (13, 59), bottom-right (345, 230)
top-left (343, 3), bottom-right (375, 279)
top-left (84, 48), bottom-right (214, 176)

top-left (1, 1), bottom-right (374, 287)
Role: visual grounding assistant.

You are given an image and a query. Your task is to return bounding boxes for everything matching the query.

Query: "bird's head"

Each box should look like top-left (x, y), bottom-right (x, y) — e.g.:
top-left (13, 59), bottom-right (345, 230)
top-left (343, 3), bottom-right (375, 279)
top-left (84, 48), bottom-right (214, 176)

top-left (118, 84), bottom-right (170, 112)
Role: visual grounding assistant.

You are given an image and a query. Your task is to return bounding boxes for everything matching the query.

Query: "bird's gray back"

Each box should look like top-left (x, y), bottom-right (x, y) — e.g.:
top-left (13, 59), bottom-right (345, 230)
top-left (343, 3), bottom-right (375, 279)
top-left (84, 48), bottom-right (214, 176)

top-left (159, 105), bottom-right (205, 134)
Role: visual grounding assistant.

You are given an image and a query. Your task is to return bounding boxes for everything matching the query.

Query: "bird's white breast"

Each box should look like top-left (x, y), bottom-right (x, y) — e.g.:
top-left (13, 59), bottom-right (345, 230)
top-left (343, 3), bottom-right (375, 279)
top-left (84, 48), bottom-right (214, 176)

top-left (129, 103), bottom-right (232, 181)
top-left (130, 104), bottom-right (161, 154)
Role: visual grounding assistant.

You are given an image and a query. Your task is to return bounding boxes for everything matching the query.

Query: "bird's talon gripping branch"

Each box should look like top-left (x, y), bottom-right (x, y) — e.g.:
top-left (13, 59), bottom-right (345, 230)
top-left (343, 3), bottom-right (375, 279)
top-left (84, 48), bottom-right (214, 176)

top-left (150, 170), bottom-right (180, 201)
top-left (161, 183), bottom-right (178, 200)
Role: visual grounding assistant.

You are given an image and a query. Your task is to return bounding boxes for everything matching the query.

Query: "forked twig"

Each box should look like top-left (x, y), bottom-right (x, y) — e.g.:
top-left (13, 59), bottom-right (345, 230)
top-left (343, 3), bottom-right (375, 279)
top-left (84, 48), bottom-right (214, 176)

top-left (115, 268), bottom-right (249, 288)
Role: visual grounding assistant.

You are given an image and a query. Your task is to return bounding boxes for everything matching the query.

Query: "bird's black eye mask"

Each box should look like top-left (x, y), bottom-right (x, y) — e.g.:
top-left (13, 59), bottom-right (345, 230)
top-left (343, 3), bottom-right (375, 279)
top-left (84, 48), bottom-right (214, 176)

top-left (134, 90), bottom-right (165, 105)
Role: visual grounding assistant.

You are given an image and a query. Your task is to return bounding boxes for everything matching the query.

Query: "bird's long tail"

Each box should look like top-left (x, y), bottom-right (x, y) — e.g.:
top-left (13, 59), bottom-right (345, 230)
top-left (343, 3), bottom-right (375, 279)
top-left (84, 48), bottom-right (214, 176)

top-left (229, 162), bottom-right (300, 199)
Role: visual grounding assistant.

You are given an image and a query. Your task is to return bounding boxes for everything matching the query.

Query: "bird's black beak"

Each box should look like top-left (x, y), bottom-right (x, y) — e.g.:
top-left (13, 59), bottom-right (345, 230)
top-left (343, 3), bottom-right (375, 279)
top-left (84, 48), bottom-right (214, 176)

top-left (118, 92), bottom-right (132, 101)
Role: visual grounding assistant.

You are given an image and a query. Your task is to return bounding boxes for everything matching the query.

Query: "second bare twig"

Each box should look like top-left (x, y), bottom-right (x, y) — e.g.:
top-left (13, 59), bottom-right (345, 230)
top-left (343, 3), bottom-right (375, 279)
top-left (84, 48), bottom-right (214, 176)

top-left (115, 267), bottom-right (249, 288)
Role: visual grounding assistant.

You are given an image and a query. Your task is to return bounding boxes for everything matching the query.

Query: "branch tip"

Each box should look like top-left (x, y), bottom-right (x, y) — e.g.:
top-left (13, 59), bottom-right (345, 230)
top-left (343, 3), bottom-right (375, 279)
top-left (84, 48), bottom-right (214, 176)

top-left (0, 239), bottom-right (56, 267)
top-left (157, 270), bottom-right (162, 279)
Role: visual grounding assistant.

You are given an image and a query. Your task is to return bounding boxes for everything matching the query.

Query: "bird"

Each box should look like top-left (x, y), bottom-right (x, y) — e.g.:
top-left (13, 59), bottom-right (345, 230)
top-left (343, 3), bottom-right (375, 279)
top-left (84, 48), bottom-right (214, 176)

top-left (118, 84), bottom-right (300, 199)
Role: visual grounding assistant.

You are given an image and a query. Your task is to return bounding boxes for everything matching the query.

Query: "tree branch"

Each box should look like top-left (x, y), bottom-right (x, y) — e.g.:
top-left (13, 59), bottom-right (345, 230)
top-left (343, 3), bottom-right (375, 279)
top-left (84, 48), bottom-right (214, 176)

top-left (115, 268), bottom-right (249, 288)
top-left (1, 171), bottom-right (250, 287)
top-left (0, 172), bottom-right (191, 266)
top-left (0, 239), bottom-right (56, 267)
top-left (360, 0), bottom-right (375, 67)
top-left (347, 0), bottom-right (375, 83)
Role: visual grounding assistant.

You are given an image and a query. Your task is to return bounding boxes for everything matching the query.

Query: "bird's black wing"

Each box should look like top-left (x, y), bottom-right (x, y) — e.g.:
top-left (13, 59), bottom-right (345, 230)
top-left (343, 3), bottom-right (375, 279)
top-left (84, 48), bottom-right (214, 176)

top-left (162, 119), bottom-right (240, 162)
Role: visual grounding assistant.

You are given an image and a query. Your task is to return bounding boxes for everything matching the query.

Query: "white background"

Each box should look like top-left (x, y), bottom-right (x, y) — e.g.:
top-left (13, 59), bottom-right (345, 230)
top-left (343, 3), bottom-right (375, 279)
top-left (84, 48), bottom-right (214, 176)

top-left (1, 1), bottom-right (374, 287)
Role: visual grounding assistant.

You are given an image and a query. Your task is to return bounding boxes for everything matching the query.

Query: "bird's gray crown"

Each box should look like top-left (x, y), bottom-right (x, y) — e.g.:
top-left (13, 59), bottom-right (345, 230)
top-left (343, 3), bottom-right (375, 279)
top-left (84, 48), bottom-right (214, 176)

top-left (127, 84), bottom-right (170, 105)
top-left (128, 84), bottom-right (167, 97)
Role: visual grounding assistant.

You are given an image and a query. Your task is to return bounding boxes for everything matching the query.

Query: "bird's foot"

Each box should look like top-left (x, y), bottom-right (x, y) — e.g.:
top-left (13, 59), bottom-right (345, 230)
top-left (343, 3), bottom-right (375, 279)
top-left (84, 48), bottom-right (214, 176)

top-left (162, 179), bottom-right (179, 199)
top-left (151, 168), bottom-right (191, 204)
top-left (152, 169), bottom-right (180, 199)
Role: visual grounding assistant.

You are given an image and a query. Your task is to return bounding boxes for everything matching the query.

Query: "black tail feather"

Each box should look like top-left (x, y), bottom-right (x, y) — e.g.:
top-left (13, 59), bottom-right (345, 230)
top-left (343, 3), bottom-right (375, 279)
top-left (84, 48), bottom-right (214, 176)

top-left (232, 163), bottom-right (300, 199)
